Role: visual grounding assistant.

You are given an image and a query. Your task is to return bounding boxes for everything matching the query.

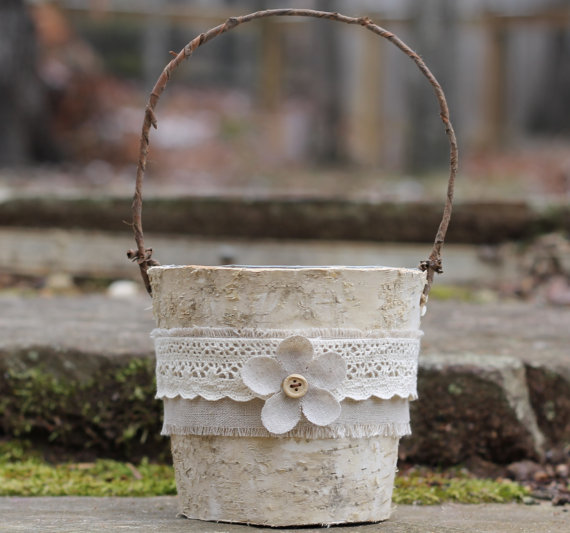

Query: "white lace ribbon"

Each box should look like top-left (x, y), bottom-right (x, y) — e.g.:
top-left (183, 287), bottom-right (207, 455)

top-left (162, 397), bottom-right (411, 439)
top-left (153, 327), bottom-right (421, 402)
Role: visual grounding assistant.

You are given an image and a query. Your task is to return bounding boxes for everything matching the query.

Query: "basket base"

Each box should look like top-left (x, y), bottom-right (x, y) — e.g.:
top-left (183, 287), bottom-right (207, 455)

top-left (170, 434), bottom-right (399, 527)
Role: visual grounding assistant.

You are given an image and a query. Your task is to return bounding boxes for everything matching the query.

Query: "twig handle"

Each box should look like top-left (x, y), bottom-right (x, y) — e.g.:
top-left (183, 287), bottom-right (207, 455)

top-left (129, 9), bottom-right (458, 301)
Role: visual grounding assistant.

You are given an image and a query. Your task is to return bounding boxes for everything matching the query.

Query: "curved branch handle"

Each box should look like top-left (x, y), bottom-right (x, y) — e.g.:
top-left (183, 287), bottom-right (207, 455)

top-left (130, 9), bottom-right (458, 302)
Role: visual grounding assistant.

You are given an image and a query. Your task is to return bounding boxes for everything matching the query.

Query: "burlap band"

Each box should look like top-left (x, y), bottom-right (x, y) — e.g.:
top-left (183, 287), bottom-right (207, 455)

top-left (162, 396), bottom-right (411, 439)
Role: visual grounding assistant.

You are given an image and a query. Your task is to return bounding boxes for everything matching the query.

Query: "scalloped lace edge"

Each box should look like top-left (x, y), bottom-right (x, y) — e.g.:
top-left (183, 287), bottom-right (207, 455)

top-left (156, 391), bottom-right (418, 401)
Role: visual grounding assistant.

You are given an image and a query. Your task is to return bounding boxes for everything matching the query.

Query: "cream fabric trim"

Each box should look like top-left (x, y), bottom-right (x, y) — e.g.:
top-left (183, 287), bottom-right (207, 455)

top-left (162, 396), bottom-right (411, 439)
top-left (153, 327), bottom-right (421, 402)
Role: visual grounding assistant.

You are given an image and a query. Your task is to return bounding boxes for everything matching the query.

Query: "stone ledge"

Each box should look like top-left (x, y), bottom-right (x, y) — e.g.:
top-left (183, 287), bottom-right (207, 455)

top-left (1, 296), bottom-right (568, 465)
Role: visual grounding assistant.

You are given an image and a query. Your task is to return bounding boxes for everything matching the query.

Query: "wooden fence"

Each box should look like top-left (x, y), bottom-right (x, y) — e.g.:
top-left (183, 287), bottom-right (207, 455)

top-left (60, 2), bottom-right (570, 169)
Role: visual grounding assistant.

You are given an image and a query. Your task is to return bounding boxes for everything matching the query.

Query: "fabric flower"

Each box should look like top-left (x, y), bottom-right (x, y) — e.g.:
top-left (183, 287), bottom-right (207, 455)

top-left (241, 335), bottom-right (346, 434)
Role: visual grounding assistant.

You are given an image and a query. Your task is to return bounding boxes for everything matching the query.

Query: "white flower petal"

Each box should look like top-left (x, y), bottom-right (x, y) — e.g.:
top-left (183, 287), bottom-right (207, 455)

top-left (301, 387), bottom-right (341, 426)
top-left (242, 357), bottom-right (285, 396)
top-left (261, 391), bottom-right (301, 434)
top-left (306, 351), bottom-right (346, 390)
top-left (277, 335), bottom-right (314, 374)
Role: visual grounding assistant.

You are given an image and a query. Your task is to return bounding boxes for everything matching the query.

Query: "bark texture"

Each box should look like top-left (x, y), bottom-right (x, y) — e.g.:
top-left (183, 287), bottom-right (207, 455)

top-left (171, 434), bottom-right (398, 526)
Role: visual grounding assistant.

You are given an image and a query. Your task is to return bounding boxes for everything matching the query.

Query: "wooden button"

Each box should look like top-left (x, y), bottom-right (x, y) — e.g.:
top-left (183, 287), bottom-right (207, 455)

top-left (282, 374), bottom-right (308, 398)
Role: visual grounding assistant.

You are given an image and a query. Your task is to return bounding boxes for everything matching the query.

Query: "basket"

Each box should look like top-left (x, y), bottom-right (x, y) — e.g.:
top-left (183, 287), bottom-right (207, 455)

top-left (129, 8), bottom-right (457, 527)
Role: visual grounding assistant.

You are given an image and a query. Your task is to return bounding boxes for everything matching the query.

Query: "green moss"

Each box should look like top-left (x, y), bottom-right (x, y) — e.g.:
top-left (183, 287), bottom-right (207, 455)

top-left (393, 471), bottom-right (530, 505)
top-left (1, 440), bottom-right (532, 502)
top-left (0, 441), bottom-right (175, 497)
top-left (429, 285), bottom-right (478, 302)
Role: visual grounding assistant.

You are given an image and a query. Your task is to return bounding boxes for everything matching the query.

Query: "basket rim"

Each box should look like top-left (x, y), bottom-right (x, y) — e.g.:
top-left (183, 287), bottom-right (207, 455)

top-left (148, 264), bottom-right (426, 275)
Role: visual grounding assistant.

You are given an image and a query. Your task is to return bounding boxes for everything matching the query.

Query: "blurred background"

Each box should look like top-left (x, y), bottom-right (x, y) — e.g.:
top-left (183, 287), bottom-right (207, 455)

top-left (0, 0), bottom-right (569, 299)
top-left (1, 0), bottom-right (569, 198)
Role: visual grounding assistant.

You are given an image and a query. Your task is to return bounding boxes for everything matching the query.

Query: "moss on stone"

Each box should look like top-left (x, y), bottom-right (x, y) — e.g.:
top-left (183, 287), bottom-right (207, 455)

top-left (526, 365), bottom-right (570, 445)
top-left (400, 370), bottom-right (539, 465)
top-left (0, 358), bottom-right (169, 462)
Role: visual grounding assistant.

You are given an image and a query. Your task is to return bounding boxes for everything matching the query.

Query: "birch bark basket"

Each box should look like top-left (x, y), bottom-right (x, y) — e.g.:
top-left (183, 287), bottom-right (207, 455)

top-left (150, 266), bottom-right (426, 525)
top-left (129, 8), bottom-right (458, 528)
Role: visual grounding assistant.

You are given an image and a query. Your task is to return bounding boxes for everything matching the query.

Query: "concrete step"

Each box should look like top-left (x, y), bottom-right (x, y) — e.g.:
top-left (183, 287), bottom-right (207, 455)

top-left (0, 227), bottom-right (521, 286)
top-left (0, 194), bottom-right (568, 244)
top-left (1, 295), bottom-right (568, 465)
top-left (1, 497), bottom-right (569, 533)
